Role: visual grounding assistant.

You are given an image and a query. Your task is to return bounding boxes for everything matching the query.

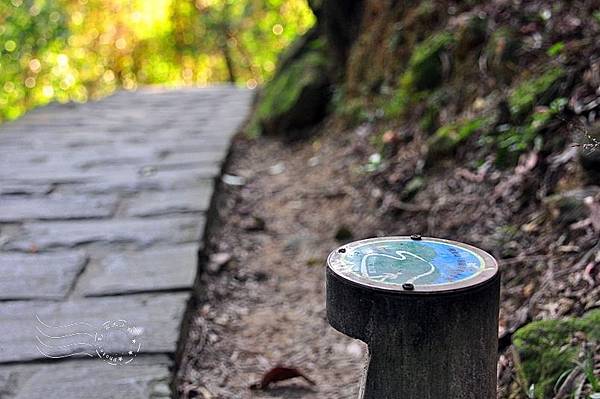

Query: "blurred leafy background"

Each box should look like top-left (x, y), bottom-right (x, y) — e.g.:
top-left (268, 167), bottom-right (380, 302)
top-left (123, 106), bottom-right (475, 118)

top-left (0, 0), bottom-right (314, 122)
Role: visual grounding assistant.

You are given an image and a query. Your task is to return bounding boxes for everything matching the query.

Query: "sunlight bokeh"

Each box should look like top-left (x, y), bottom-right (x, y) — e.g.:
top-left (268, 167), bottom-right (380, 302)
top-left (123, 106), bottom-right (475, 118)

top-left (0, 0), bottom-right (315, 122)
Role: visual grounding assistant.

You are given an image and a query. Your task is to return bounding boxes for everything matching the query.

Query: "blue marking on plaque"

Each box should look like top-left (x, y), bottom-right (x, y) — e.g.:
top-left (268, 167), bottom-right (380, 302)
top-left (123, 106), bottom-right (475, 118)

top-left (337, 239), bottom-right (484, 286)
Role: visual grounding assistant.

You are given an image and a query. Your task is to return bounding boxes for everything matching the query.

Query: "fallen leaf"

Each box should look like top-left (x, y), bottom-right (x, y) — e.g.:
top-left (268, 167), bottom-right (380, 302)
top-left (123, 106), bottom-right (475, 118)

top-left (249, 366), bottom-right (316, 390)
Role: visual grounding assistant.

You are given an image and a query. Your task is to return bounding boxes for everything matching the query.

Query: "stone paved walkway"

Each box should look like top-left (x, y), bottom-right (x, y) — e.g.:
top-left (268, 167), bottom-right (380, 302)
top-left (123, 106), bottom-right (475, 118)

top-left (0, 86), bottom-right (252, 398)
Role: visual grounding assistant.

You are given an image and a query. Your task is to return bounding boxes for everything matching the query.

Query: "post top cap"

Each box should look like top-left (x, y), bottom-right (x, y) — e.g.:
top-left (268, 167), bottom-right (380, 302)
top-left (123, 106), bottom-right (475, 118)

top-left (327, 236), bottom-right (498, 293)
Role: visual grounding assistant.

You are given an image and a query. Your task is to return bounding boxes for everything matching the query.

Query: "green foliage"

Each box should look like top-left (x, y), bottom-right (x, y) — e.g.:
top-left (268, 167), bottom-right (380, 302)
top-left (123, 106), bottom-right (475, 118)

top-left (493, 69), bottom-right (567, 165)
top-left (0, 0), bottom-right (70, 120)
top-left (332, 85), bottom-right (372, 126)
top-left (581, 351), bottom-right (600, 393)
top-left (384, 88), bottom-right (412, 119)
top-left (547, 42), bottom-right (565, 57)
top-left (335, 97), bottom-right (370, 126)
top-left (508, 67), bottom-right (565, 118)
top-left (426, 116), bottom-right (488, 160)
top-left (512, 309), bottom-right (600, 399)
top-left (494, 97), bottom-right (567, 166)
top-left (419, 106), bottom-right (439, 134)
top-left (0, 0), bottom-right (315, 123)
top-left (385, 32), bottom-right (455, 118)
top-left (248, 38), bottom-right (328, 137)
top-left (258, 52), bottom-right (323, 118)
top-left (404, 32), bottom-right (455, 91)
top-left (414, 0), bottom-right (436, 22)
top-left (419, 89), bottom-right (451, 134)
top-left (401, 176), bottom-right (425, 200)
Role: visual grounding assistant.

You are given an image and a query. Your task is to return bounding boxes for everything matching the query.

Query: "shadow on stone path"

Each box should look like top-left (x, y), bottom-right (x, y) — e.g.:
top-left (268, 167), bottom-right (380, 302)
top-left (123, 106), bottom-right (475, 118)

top-left (0, 86), bottom-right (252, 398)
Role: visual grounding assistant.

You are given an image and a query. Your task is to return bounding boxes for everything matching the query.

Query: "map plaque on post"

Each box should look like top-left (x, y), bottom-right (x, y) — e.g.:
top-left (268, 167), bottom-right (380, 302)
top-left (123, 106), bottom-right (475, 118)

top-left (326, 236), bottom-right (500, 399)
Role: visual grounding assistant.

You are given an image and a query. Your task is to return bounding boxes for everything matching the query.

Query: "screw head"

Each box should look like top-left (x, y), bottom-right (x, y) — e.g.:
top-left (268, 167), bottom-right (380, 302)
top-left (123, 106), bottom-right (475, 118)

top-left (338, 248), bottom-right (346, 253)
top-left (410, 234), bottom-right (422, 240)
top-left (402, 283), bottom-right (415, 290)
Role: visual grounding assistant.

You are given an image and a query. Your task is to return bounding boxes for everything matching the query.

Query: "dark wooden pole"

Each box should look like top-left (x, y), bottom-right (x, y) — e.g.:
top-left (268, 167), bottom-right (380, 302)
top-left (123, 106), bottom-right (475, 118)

top-left (326, 236), bottom-right (500, 399)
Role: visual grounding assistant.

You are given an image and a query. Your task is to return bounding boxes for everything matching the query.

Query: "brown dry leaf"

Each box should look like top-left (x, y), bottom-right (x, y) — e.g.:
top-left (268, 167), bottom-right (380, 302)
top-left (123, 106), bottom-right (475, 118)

top-left (456, 167), bottom-right (484, 183)
top-left (249, 366), bottom-right (316, 390)
top-left (382, 130), bottom-right (397, 144)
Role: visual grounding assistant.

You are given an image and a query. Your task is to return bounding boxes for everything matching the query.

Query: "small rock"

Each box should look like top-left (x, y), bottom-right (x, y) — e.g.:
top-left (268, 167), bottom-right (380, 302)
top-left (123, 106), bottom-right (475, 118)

top-left (206, 252), bottom-right (232, 274)
top-left (308, 156), bottom-right (320, 167)
top-left (198, 387), bottom-right (214, 399)
top-left (371, 187), bottom-right (383, 199)
top-left (208, 333), bottom-right (219, 344)
top-left (214, 313), bottom-right (229, 326)
top-left (222, 174), bottom-right (246, 186)
top-left (268, 162), bottom-right (286, 175)
top-left (355, 124), bottom-right (371, 137)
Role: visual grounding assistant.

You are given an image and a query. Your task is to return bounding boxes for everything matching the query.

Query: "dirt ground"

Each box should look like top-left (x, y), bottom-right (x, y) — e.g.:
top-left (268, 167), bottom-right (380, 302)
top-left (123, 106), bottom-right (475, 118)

top-left (176, 128), bottom-right (378, 399)
top-left (176, 120), bottom-right (599, 399)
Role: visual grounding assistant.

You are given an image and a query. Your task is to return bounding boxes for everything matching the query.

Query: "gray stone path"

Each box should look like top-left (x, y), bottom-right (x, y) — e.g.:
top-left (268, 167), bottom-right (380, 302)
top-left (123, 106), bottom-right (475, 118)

top-left (0, 86), bottom-right (252, 398)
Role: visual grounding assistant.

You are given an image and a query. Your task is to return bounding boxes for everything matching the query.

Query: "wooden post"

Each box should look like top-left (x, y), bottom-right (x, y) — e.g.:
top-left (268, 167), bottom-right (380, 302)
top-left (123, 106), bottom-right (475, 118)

top-left (326, 236), bottom-right (500, 399)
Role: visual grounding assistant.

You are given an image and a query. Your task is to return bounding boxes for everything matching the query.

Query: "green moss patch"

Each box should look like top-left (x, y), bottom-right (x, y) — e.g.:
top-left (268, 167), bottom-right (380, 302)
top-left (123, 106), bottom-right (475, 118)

top-left (426, 116), bottom-right (488, 161)
top-left (508, 67), bottom-right (565, 118)
top-left (385, 32), bottom-right (455, 118)
top-left (493, 97), bottom-right (567, 166)
top-left (405, 32), bottom-right (455, 91)
top-left (513, 310), bottom-right (600, 399)
top-left (248, 39), bottom-right (330, 138)
top-left (333, 92), bottom-right (370, 126)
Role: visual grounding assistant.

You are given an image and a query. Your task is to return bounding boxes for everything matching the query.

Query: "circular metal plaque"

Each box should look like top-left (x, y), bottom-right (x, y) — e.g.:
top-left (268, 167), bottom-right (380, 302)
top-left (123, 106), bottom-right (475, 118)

top-left (327, 236), bottom-right (498, 293)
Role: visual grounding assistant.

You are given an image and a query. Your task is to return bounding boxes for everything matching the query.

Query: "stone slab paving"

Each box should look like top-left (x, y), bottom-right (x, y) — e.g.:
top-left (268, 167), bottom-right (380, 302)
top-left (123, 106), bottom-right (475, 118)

top-left (0, 356), bottom-right (172, 398)
top-left (124, 185), bottom-right (213, 217)
top-left (59, 169), bottom-right (217, 195)
top-left (0, 86), bottom-right (252, 398)
top-left (78, 245), bottom-right (199, 296)
top-left (0, 293), bottom-right (189, 362)
top-left (0, 252), bottom-right (87, 300)
top-left (0, 183), bottom-right (53, 196)
top-left (6, 215), bottom-right (205, 251)
top-left (0, 194), bottom-right (118, 222)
